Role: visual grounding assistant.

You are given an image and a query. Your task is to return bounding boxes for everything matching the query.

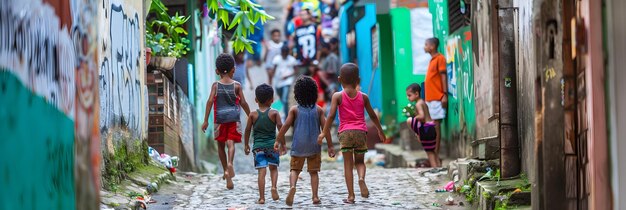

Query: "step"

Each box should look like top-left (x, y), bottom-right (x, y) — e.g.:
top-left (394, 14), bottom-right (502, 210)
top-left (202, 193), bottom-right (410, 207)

top-left (472, 136), bottom-right (500, 160)
top-left (475, 179), bottom-right (531, 210)
top-left (375, 143), bottom-right (451, 168)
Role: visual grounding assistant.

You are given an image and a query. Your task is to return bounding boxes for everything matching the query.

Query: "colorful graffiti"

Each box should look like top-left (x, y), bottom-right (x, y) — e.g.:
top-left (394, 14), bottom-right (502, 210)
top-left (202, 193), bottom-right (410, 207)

top-left (0, 0), bottom-right (101, 209)
top-left (98, 0), bottom-right (147, 140)
top-left (442, 26), bottom-right (476, 139)
top-left (178, 87), bottom-right (195, 169)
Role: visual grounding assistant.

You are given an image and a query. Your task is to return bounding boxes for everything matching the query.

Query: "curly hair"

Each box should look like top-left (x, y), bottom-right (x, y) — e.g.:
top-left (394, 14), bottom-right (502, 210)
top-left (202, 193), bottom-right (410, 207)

top-left (255, 83), bottom-right (274, 104)
top-left (406, 83), bottom-right (421, 93)
top-left (294, 76), bottom-right (318, 108)
top-left (215, 53), bottom-right (235, 74)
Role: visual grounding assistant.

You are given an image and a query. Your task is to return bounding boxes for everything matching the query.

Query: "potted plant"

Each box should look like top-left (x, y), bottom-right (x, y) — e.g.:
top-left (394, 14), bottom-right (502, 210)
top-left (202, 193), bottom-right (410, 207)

top-left (146, 0), bottom-right (190, 70)
top-left (382, 120), bottom-right (399, 144)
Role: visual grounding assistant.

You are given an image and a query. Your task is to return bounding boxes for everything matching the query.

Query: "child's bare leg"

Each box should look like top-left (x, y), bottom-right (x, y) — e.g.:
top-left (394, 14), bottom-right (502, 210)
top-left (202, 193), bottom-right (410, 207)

top-left (343, 151), bottom-right (356, 202)
top-left (355, 153), bottom-right (369, 198)
top-left (226, 140), bottom-right (236, 177)
top-left (310, 171), bottom-right (320, 204)
top-left (269, 165), bottom-right (279, 200)
top-left (217, 142), bottom-right (228, 178)
top-left (257, 167), bottom-right (267, 203)
top-left (426, 152), bottom-right (438, 168)
top-left (286, 170), bottom-right (300, 206)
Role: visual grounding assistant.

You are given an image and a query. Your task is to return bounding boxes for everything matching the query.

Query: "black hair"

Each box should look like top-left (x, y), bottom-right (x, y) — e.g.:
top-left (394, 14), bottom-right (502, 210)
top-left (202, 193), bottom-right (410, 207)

top-left (339, 63), bottom-right (359, 85)
top-left (270, 29), bottom-right (281, 35)
top-left (321, 41), bottom-right (331, 50)
top-left (406, 83), bottom-right (421, 93)
top-left (294, 76), bottom-right (318, 107)
top-left (330, 37), bottom-right (339, 44)
top-left (281, 45), bottom-right (290, 53)
top-left (255, 83), bottom-right (274, 104)
top-left (426, 37), bottom-right (440, 49)
top-left (216, 53), bottom-right (235, 74)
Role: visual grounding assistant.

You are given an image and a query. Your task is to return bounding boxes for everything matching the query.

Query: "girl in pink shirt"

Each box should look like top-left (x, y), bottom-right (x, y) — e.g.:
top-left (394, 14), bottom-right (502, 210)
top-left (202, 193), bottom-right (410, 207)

top-left (319, 63), bottom-right (385, 204)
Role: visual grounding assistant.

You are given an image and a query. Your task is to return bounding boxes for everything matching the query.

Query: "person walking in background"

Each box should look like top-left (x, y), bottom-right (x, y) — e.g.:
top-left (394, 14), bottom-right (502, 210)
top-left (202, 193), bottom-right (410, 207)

top-left (319, 41), bottom-right (340, 99)
top-left (276, 76), bottom-right (335, 206)
top-left (201, 53), bottom-right (252, 190)
top-left (272, 46), bottom-right (298, 120)
top-left (264, 29), bottom-right (285, 86)
top-left (291, 8), bottom-right (320, 75)
top-left (243, 84), bottom-right (283, 204)
top-left (319, 63), bottom-right (385, 204)
top-left (305, 61), bottom-right (327, 108)
top-left (423, 37), bottom-right (447, 167)
top-left (233, 51), bottom-right (252, 90)
top-left (405, 83), bottom-right (439, 167)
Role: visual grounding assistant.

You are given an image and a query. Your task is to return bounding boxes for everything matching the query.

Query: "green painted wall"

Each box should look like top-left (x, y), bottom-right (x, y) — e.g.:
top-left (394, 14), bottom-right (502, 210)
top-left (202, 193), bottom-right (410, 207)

top-left (390, 8), bottom-right (426, 121)
top-left (429, 0), bottom-right (449, 53)
top-left (377, 13), bottom-right (398, 124)
top-left (441, 26), bottom-right (476, 139)
top-left (429, 0), bottom-right (476, 141)
top-left (0, 71), bottom-right (76, 210)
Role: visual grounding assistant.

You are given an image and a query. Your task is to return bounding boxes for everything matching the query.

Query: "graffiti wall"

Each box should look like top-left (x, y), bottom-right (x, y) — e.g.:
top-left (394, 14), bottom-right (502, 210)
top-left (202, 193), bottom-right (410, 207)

top-left (178, 87), bottom-right (195, 170)
top-left (98, 0), bottom-right (147, 141)
top-left (0, 0), bottom-right (101, 209)
top-left (442, 26), bottom-right (476, 141)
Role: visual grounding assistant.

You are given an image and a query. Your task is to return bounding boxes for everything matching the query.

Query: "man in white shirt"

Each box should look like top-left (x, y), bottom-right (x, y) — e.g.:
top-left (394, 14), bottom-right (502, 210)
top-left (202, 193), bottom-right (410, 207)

top-left (272, 46), bottom-right (298, 118)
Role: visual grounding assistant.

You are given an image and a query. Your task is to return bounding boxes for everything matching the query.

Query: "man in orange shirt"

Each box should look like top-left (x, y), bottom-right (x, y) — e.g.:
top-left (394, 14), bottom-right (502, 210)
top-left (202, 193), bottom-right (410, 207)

top-left (423, 37), bottom-right (447, 167)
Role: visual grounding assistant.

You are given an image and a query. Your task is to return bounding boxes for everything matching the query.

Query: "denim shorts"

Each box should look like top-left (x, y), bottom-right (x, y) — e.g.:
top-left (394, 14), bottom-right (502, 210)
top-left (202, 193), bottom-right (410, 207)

top-left (253, 148), bottom-right (280, 168)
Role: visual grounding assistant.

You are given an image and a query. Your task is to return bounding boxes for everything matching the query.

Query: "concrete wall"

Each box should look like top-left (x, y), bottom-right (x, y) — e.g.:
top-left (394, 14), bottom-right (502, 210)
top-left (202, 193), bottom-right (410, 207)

top-left (472, 0), bottom-right (499, 142)
top-left (0, 0), bottom-right (101, 209)
top-left (607, 0), bottom-right (626, 207)
top-left (98, 0), bottom-right (148, 142)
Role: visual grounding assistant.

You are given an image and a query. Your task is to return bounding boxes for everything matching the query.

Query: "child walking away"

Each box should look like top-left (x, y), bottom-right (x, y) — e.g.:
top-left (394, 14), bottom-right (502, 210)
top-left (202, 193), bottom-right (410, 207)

top-left (405, 83), bottom-right (439, 167)
top-left (201, 53), bottom-right (251, 190)
top-left (243, 84), bottom-right (283, 204)
top-left (276, 76), bottom-right (336, 206)
top-left (319, 63), bottom-right (385, 204)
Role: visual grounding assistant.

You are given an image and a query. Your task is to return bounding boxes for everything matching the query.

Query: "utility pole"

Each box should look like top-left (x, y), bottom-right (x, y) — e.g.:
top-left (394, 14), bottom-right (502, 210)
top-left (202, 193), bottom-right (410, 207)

top-left (497, 0), bottom-right (520, 178)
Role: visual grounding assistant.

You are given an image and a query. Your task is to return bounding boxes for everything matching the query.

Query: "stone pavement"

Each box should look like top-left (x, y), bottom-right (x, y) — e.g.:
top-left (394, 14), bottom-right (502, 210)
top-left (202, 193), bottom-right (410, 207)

top-left (149, 156), bottom-right (469, 210)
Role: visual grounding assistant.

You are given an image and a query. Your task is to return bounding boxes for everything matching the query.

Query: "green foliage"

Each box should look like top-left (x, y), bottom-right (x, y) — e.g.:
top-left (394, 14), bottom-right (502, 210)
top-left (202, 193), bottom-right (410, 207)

top-left (402, 103), bottom-right (417, 118)
top-left (207, 0), bottom-right (275, 53)
top-left (461, 176), bottom-right (478, 204)
top-left (382, 119), bottom-right (399, 138)
top-left (515, 173), bottom-right (531, 192)
top-left (102, 139), bottom-right (149, 191)
top-left (127, 191), bottom-right (143, 199)
top-left (146, 0), bottom-right (191, 58)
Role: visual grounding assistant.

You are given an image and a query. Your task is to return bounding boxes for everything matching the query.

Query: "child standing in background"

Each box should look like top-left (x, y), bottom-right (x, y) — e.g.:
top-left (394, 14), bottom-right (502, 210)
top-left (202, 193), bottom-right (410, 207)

top-left (319, 63), bottom-right (385, 204)
top-left (243, 84), bottom-right (283, 204)
top-left (201, 53), bottom-right (251, 190)
top-left (406, 83), bottom-right (439, 167)
top-left (276, 76), bottom-right (335, 206)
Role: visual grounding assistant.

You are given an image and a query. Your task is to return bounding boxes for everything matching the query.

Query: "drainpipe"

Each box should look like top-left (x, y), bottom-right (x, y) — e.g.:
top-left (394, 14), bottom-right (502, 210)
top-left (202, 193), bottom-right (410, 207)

top-left (497, 2), bottom-right (520, 178)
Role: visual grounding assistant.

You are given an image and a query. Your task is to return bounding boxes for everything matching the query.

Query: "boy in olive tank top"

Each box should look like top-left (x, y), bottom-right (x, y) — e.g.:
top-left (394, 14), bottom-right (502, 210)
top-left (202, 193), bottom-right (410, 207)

top-left (244, 84), bottom-right (284, 204)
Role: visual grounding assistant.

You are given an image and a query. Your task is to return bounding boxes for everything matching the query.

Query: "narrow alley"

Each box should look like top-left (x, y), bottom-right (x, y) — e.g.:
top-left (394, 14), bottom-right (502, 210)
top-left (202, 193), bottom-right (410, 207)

top-left (2, 0), bottom-right (626, 210)
top-left (151, 159), bottom-right (461, 209)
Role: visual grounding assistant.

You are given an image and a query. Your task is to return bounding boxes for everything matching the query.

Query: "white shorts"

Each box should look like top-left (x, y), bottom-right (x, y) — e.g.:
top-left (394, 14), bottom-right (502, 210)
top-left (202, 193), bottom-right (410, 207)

top-left (426, 101), bottom-right (446, 120)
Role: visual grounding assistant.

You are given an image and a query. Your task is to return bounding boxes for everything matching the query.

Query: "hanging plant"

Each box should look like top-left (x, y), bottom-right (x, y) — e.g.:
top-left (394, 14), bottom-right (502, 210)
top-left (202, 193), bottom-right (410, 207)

top-left (207, 0), bottom-right (274, 53)
top-left (146, 0), bottom-right (191, 58)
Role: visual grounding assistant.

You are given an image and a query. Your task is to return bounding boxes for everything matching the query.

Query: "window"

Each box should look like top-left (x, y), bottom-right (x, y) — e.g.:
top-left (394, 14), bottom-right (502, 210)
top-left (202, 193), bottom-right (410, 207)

top-left (448, 0), bottom-right (471, 33)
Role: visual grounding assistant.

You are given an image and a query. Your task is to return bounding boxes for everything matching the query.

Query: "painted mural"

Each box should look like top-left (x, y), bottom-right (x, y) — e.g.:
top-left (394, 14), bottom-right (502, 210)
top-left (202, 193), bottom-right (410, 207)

top-left (0, 0), bottom-right (100, 209)
top-left (443, 26), bottom-right (476, 139)
top-left (98, 0), bottom-right (148, 140)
